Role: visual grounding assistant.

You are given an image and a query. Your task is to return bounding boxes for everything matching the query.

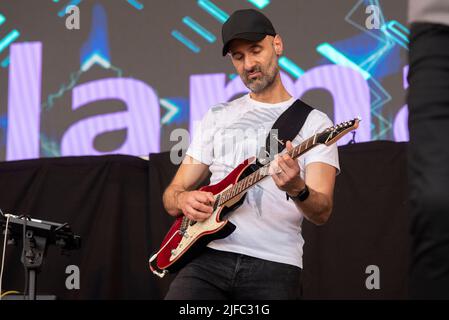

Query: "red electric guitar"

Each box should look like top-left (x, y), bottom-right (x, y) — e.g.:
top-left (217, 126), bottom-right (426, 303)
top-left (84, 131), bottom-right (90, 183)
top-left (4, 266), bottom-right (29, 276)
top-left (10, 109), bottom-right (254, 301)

top-left (149, 118), bottom-right (360, 278)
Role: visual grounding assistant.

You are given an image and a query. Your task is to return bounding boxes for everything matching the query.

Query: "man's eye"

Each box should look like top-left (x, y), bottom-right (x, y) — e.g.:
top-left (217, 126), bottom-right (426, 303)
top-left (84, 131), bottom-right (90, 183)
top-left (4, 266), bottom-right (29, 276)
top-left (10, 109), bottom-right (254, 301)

top-left (233, 54), bottom-right (243, 60)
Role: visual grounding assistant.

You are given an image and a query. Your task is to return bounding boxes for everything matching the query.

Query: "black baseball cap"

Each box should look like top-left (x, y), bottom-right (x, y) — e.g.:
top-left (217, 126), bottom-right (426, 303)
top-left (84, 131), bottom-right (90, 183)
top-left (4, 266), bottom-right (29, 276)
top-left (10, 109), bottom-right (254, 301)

top-left (221, 9), bottom-right (276, 56)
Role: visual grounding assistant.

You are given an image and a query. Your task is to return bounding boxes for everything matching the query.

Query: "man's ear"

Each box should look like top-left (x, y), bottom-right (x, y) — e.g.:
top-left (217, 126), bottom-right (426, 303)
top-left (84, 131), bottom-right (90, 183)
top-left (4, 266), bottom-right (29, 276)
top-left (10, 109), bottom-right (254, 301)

top-left (273, 34), bottom-right (283, 56)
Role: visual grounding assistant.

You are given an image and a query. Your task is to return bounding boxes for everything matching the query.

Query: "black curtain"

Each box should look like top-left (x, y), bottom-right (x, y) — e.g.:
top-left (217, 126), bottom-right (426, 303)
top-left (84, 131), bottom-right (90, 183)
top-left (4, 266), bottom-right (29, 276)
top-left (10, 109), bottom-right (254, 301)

top-left (301, 141), bottom-right (409, 299)
top-left (0, 155), bottom-right (153, 299)
top-left (0, 141), bottom-right (409, 299)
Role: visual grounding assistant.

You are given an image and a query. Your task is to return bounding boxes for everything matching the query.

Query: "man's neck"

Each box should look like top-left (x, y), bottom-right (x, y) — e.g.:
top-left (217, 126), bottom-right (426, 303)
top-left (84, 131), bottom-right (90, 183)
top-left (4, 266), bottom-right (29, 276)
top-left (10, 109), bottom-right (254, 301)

top-left (249, 73), bottom-right (292, 104)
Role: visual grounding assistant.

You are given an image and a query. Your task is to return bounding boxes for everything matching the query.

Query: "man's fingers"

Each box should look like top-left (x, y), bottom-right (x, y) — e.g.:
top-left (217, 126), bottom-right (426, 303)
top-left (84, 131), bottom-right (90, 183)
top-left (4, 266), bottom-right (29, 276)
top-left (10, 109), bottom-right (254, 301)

top-left (281, 152), bottom-right (297, 168)
top-left (277, 158), bottom-right (291, 175)
top-left (279, 154), bottom-right (300, 172)
top-left (206, 192), bottom-right (215, 204)
top-left (196, 191), bottom-right (215, 205)
top-left (185, 206), bottom-right (211, 222)
top-left (191, 200), bottom-right (213, 214)
top-left (268, 164), bottom-right (277, 175)
top-left (268, 156), bottom-right (282, 175)
top-left (272, 170), bottom-right (283, 183)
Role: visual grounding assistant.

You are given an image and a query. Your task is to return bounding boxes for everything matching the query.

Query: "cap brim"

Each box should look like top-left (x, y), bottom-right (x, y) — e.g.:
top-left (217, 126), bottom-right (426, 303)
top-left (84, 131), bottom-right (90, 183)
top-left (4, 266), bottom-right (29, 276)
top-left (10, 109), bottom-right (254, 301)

top-left (222, 32), bottom-right (267, 56)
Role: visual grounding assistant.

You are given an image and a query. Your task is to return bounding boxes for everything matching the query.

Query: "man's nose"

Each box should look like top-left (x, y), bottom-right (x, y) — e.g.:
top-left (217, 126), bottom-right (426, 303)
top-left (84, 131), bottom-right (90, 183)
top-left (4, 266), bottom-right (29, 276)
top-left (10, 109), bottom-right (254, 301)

top-left (244, 56), bottom-right (257, 71)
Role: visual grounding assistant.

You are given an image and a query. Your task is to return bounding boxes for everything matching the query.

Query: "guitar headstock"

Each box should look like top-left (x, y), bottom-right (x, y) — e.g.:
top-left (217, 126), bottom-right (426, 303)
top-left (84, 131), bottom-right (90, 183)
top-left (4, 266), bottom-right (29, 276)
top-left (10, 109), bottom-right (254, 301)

top-left (316, 118), bottom-right (361, 146)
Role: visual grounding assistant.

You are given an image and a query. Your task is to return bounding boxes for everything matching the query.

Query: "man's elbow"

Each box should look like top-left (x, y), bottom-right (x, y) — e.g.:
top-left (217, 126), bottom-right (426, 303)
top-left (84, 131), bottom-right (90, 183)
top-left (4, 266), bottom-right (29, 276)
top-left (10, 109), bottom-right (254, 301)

top-left (164, 202), bottom-right (180, 217)
top-left (313, 205), bottom-right (333, 226)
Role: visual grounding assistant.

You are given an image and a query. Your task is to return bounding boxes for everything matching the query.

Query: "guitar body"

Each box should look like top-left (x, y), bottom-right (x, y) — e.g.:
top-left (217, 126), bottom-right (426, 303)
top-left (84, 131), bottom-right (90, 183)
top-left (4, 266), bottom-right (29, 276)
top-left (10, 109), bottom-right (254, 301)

top-left (150, 156), bottom-right (260, 276)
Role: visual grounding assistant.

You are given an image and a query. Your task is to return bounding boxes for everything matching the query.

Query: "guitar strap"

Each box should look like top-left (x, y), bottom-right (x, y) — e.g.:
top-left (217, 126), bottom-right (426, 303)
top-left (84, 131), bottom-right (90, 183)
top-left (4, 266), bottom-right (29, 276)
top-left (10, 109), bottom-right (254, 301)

top-left (258, 99), bottom-right (314, 165)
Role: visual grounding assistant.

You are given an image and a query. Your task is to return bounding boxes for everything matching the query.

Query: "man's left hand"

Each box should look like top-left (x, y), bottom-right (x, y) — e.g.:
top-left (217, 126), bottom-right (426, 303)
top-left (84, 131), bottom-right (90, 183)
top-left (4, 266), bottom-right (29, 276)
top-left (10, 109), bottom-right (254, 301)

top-left (271, 141), bottom-right (306, 196)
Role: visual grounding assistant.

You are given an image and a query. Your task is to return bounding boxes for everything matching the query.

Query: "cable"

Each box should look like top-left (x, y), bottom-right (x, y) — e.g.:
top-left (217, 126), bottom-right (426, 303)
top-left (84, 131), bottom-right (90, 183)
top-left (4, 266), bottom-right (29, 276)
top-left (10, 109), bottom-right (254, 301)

top-left (1, 290), bottom-right (20, 298)
top-left (21, 215), bottom-right (28, 300)
top-left (0, 213), bottom-right (11, 301)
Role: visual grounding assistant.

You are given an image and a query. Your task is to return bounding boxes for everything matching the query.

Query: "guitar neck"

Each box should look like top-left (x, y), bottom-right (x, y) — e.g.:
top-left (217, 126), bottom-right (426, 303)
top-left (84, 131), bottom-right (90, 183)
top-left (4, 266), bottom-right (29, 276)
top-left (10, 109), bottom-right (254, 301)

top-left (218, 134), bottom-right (318, 206)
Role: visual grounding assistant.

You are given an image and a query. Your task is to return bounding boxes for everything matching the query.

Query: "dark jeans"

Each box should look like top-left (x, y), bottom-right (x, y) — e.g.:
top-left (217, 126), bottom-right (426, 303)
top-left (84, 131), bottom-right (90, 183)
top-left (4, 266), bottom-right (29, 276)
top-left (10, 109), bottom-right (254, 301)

top-left (408, 22), bottom-right (449, 299)
top-left (164, 247), bottom-right (302, 300)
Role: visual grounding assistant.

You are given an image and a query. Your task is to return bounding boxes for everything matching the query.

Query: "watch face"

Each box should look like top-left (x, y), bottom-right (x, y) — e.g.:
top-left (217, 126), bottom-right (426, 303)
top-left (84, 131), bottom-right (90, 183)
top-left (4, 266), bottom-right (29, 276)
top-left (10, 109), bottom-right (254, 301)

top-left (286, 184), bottom-right (308, 201)
top-left (296, 185), bottom-right (309, 201)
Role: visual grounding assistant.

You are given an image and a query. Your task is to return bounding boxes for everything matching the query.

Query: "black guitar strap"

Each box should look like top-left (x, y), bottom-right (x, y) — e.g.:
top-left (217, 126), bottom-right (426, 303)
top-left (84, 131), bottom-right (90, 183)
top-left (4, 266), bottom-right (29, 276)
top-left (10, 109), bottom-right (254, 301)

top-left (258, 99), bottom-right (314, 164)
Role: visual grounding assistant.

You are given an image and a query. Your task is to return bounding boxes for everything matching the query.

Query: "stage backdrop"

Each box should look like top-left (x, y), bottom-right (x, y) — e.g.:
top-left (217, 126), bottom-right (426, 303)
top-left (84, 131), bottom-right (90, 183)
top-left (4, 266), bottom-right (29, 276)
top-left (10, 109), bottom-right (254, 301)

top-left (0, 0), bottom-right (409, 162)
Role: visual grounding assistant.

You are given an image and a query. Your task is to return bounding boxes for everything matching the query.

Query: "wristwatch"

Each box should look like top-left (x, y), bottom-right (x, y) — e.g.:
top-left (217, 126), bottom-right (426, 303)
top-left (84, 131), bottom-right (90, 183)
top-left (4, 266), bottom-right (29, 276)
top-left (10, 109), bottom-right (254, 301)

top-left (286, 184), bottom-right (310, 202)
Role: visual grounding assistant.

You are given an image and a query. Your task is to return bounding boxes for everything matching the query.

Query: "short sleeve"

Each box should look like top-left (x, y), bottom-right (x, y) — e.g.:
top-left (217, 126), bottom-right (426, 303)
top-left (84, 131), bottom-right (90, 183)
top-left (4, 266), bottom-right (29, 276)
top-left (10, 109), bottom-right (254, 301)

top-left (301, 111), bottom-right (340, 174)
top-left (186, 108), bottom-right (216, 165)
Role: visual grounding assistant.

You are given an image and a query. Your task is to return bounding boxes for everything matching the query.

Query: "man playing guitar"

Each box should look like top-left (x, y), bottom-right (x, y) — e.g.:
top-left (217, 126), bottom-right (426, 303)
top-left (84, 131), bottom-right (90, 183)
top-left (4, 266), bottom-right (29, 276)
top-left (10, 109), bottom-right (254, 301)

top-left (162, 9), bottom-right (340, 300)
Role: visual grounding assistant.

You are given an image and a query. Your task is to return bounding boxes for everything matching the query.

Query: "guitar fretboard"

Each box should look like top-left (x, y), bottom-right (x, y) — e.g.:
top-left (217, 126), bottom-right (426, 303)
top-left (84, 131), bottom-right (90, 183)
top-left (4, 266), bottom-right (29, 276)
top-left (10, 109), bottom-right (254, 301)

top-left (218, 133), bottom-right (318, 206)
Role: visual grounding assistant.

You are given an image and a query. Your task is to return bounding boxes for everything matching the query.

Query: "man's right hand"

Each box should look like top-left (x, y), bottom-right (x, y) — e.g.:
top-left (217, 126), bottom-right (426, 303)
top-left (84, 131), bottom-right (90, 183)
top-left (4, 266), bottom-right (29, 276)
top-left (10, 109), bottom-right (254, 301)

top-left (177, 191), bottom-right (215, 222)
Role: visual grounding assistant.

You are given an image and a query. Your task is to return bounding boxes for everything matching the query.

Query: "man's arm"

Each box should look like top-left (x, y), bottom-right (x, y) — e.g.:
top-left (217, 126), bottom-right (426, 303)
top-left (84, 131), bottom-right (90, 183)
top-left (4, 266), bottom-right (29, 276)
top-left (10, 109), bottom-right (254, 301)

top-left (163, 155), bottom-right (215, 222)
top-left (271, 141), bottom-right (336, 225)
top-left (291, 162), bottom-right (335, 225)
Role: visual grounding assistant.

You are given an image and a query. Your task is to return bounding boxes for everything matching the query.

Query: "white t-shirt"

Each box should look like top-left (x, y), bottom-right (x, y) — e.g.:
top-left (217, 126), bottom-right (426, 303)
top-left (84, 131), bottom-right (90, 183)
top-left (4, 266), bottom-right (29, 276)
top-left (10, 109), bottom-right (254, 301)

top-left (408, 0), bottom-right (449, 26)
top-left (186, 94), bottom-right (340, 268)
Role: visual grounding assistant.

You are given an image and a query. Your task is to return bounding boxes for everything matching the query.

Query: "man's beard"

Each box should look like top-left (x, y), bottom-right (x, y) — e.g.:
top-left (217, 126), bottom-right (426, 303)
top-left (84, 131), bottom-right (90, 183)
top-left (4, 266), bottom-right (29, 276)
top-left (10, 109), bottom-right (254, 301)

top-left (241, 58), bottom-right (278, 93)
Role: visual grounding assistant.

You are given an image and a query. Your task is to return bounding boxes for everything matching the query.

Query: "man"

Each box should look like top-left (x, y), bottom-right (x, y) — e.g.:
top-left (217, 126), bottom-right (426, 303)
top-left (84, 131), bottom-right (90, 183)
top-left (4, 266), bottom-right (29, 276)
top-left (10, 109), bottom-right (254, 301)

top-left (408, 0), bottom-right (449, 299)
top-left (163, 9), bottom-right (339, 300)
